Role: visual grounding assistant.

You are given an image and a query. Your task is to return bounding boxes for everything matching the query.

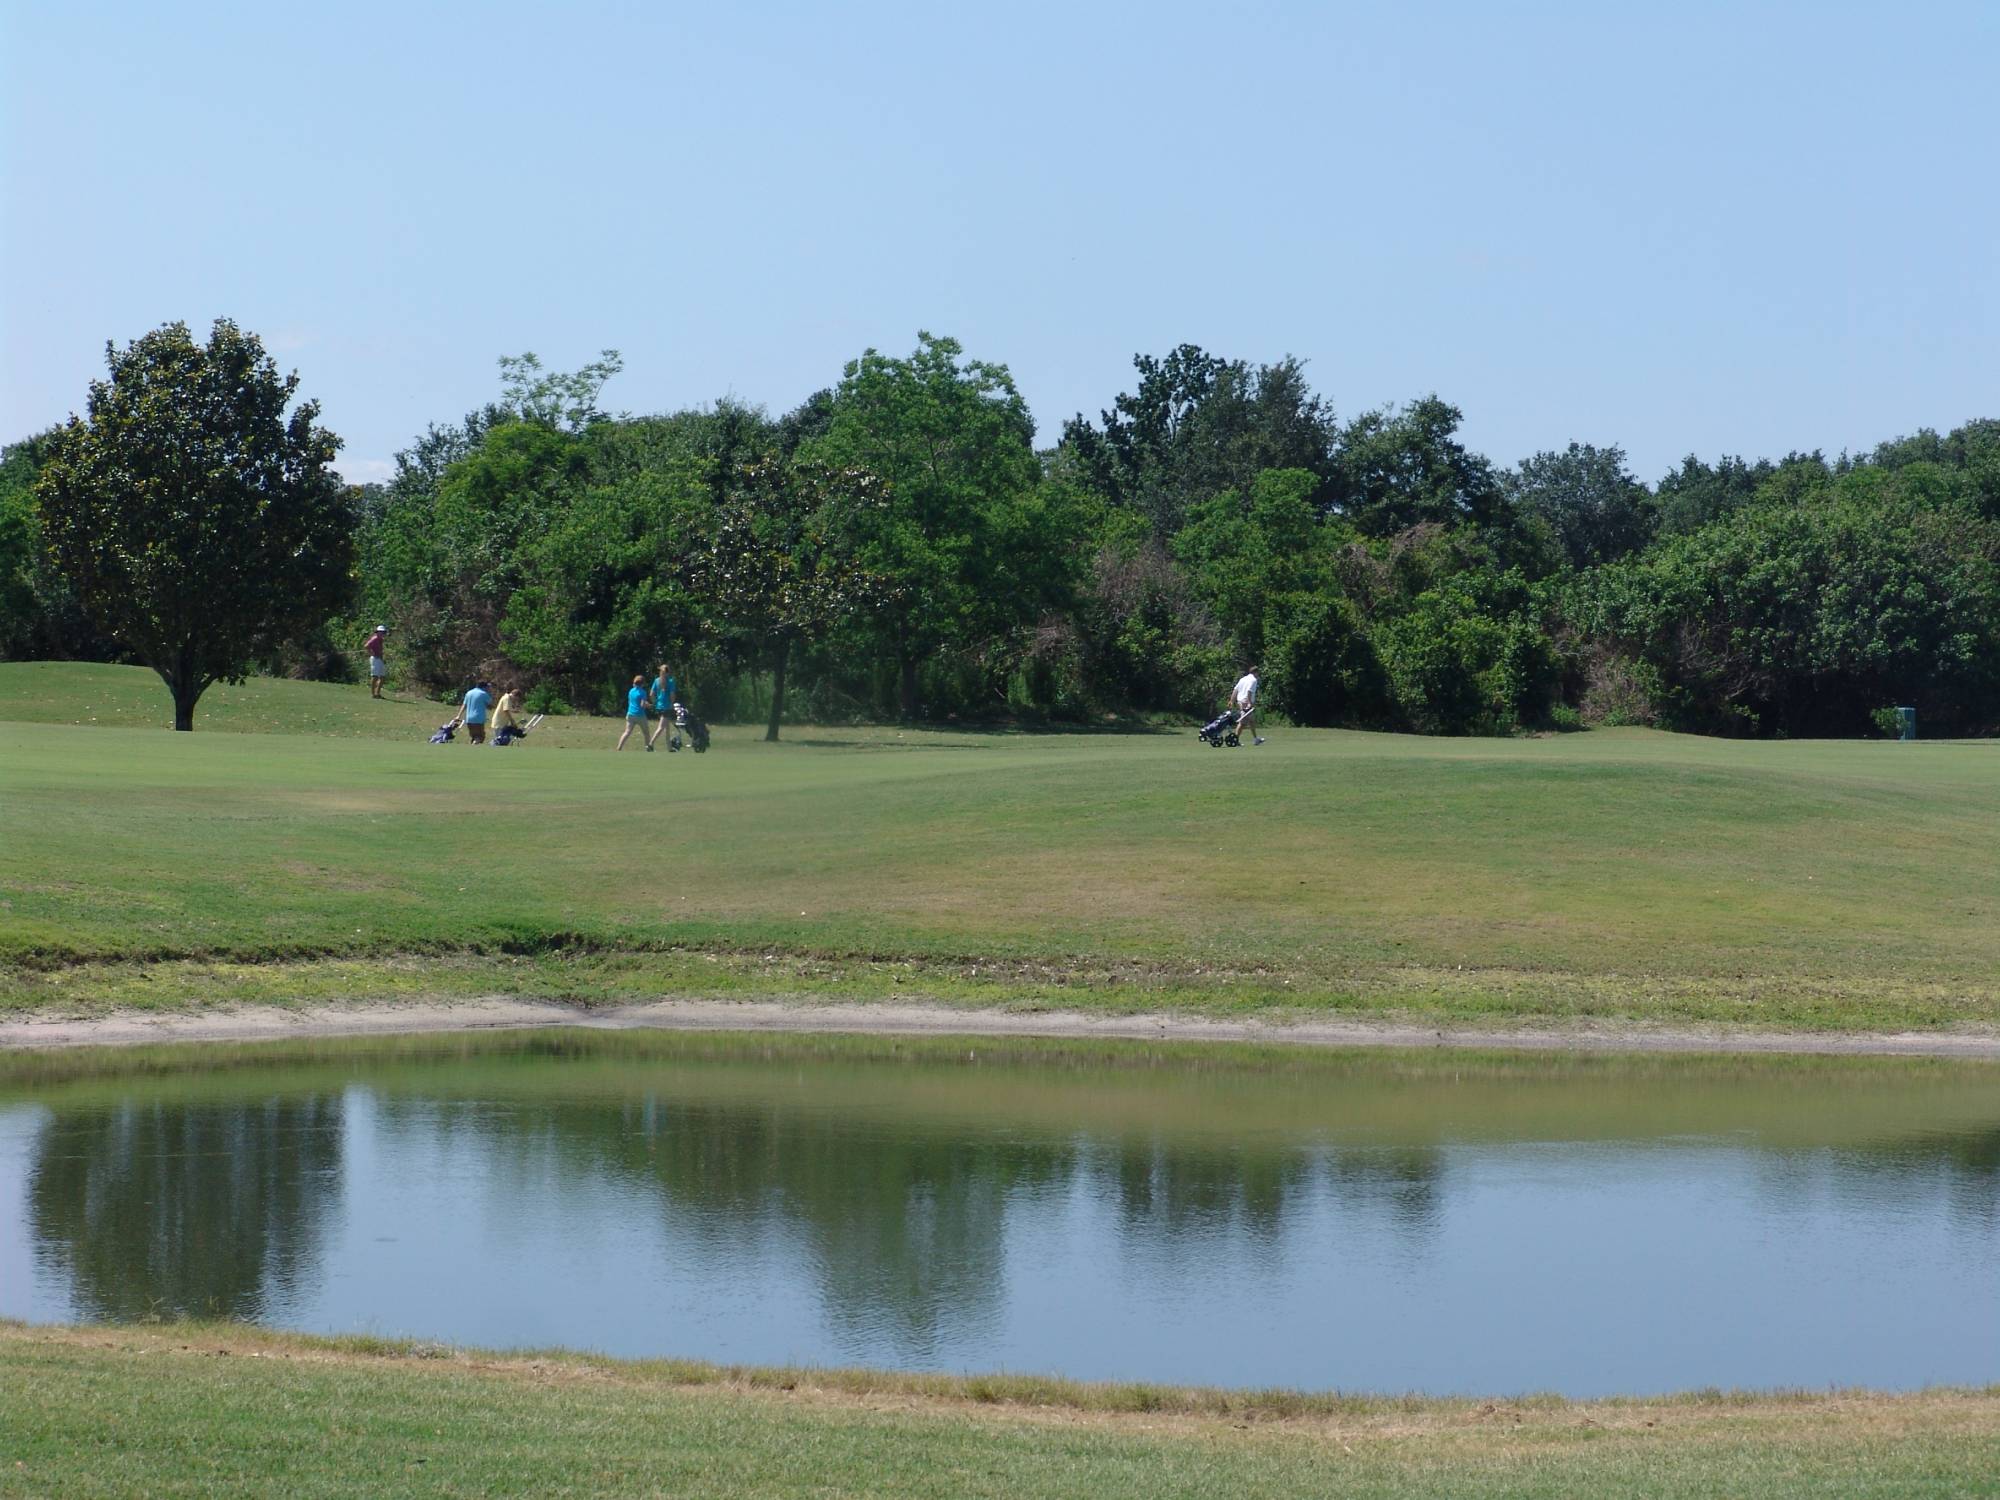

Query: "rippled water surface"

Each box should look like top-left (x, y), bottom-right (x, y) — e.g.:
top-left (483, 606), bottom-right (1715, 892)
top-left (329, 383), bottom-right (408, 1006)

top-left (1, 1033), bottom-right (1995, 1395)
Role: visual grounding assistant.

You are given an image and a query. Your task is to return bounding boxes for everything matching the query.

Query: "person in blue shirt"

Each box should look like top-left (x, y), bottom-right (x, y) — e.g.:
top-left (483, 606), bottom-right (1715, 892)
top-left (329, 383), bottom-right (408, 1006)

top-left (615, 674), bottom-right (653, 751)
top-left (646, 663), bottom-right (678, 750)
top-left (460, 681), bottom-right (494, 745)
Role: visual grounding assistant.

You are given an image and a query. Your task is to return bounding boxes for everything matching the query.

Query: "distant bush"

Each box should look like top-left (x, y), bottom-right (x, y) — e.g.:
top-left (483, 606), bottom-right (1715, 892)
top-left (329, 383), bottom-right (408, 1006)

top-left (1263, 591), bottom-right (1389, 728)
top-left (1576, 648), bottom-right (1660, 727)
top-left (523, 684), bottom-right (571, 716)
top-left (1578, 467), bottom-right (2000, 736)
top-left (1372, 569), bottom-right (1558, 735)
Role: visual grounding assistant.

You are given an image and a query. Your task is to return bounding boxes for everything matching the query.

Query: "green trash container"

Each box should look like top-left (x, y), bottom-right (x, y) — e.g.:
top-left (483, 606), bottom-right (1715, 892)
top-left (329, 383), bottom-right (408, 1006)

top-left (1896, 706), bottom-right (1916, 741)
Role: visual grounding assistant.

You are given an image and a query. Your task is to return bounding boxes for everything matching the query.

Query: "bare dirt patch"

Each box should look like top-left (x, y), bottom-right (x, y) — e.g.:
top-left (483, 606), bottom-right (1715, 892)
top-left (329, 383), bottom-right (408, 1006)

top-left (4, 993), bottom-right (1998, 1057)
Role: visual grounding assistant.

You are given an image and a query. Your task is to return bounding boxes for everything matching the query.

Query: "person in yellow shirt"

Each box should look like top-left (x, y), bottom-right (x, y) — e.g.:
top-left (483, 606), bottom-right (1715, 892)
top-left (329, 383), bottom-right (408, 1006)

top-left (492, 685), bottom-right (525, 735)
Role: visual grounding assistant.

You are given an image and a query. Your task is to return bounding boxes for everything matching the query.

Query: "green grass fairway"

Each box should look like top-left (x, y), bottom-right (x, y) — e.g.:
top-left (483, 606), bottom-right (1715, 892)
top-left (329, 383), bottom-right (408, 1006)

top-left (4, 662), bottom-right (1999, 1030)
top-left (4, 1324), bottom-right (1996, 1500)
top-left (0, 659), bottom-right (636, 746)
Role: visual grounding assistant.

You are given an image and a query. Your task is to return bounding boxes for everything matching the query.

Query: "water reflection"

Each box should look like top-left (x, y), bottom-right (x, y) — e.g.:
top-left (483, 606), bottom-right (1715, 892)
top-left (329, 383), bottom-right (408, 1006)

top-left (366, 1093), bottom-right (1079, 1357)
top-left (3, 1040), bottom-right (1997, 1393)
top-left (1833, 1126), bottom-right (2000, 1232)
top-left (26, 1094), bottom-right (342, 1321)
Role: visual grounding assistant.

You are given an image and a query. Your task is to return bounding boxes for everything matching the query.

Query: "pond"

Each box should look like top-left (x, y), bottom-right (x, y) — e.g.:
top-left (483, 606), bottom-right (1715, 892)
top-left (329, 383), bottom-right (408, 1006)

top-left (1, 1032), bottom-right (1995, 1396)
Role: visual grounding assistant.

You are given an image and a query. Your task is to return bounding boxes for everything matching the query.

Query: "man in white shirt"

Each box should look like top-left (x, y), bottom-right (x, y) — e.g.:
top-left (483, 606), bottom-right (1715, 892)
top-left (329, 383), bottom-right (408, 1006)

top-left (1231, 666), bottom-right (1264, 745)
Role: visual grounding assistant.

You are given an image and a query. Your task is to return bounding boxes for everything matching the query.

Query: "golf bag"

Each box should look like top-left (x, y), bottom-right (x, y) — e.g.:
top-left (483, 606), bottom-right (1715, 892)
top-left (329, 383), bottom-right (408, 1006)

top-left (429, 721), bottom-right (458, 744)
top-left (492, 713), bottom-right (545, 747)
top-left (674, 703), bottom-right (710, 753)
top-left (1197, 708), bottom-right (1242, 748)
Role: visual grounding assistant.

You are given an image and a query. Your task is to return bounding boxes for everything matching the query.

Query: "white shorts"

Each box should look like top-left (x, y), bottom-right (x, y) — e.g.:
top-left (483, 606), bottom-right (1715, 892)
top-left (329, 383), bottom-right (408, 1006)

top-left (369, 657), bottom-right (387, 678)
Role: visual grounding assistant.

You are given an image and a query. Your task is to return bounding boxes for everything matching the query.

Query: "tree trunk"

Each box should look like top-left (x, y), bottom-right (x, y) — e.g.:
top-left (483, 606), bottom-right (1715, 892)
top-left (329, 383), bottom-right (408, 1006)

top-left (898, 652), bottom-right (919, 722)
top-left (765, 637), bottom-right (790, 743)
top-left (162, 647), bottom-right (201, 731)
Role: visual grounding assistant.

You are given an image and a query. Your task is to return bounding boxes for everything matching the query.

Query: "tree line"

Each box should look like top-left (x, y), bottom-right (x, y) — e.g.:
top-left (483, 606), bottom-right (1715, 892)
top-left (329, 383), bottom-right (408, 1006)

top-left (4, 318), bottom-right (1998, 736)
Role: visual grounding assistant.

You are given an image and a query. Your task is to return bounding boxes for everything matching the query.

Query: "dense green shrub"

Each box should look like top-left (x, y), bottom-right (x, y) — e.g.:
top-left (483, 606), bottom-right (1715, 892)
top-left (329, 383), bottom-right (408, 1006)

top-left (1263, 591), bottom-right (1388, 727)
top-left (1372, 570), bottom-right (1559, 734)
top-left (1577, 465), bottom-right (2000, 736)
top-left (1051, 540), bottom-right (1228, 716)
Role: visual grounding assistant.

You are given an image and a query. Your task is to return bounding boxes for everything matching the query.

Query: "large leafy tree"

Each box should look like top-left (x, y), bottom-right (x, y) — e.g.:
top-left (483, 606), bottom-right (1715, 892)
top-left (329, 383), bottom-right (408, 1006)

top-left (496, 349), bottom-right (625, 432)
top-left (1172, 467), bottom-right (1393, 727)
top-left (696, 459), bottom-right (886, 740)
top-left (1174, 468), bottom-right (1341, 661)
top-left (36, 320), bottom-right (353, 729)
top-left (368, 420), bottom-right (597, 690)
top-left (0, 434), bottom-right (53, 658)
top-left (500, 425), bottom-right (713, 710)
top-left (806, 333), bottom-right (1053, 719)
top-left (1326, 396), bottom-right (1506, 538)
top-left (1649, 453), bottom-right (1829, 536)
top-left (1866, 419), bottom-right (2000, 517)
top-left (1504, 442), bottom-right (1655, 568)
top-left (500, 470), bottom-right (705, 711)
top-left (1060, 345), bottom-right (1338, 537)
top-left (0, 430), bottom-right (121, 663)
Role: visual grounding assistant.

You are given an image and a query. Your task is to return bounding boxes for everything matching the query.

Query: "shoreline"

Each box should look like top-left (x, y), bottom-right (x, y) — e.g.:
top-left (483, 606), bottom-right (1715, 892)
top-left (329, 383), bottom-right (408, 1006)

top-left (4, 993), bottom-right (1999, 1057)
top-left (6, 1318), bottom-right (1996, 1420)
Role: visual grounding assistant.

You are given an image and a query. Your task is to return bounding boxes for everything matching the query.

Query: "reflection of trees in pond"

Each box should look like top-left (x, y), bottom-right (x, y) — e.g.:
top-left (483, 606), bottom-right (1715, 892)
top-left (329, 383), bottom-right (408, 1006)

top-left (1933, 1127), bottom-right (2000, 1228)
top-left (1741, 1123), bottom-right (2000, 1237)
top-left (27, 1095), bottom-right (344, 1321)
top-left (1099, 1139), bottom-right (1444, 1256)
top-left (750, 1121), bottom-right (1069, 1357)
top-left (367, 1090), bottom-right (1448, 1349)
top-left (1101, 1139), bottom-right (1307, 1245)
top-left (369, 1094), bottom-right (1074, 1358)
top-left (1830, 1127), bottom-right (2000, 1232)
top-left (1323, 1146), bottom-right (1447, 1241)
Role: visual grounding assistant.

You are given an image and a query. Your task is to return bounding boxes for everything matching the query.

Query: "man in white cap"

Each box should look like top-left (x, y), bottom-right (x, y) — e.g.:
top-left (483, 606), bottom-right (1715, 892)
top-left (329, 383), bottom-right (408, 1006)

top-left (364, 625), bottom-right (389, 698)
top-left (1231, 663), bottom-right (1264, 745)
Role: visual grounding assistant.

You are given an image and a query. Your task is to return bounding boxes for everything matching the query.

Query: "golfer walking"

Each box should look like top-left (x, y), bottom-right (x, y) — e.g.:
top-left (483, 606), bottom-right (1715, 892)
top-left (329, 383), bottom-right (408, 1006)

top-left (645, 663), bottom-right (677, 750)
top-left (616, 675), bottom-right (653, 751)
top-left (364, 625), bottom-right (388, 698)
top-left (1231, 665), bottom-right (1265, 745)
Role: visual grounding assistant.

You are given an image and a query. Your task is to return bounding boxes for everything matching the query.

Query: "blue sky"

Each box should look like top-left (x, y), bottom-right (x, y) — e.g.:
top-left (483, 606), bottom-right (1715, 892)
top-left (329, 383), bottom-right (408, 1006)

top-left (3, 1), bottom-right (1994, 486)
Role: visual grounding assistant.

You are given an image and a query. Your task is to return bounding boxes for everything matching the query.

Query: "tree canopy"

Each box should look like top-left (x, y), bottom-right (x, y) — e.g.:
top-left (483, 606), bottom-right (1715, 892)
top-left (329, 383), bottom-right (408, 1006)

top-left (35, 319), bottom-right (353, 729)
top-left (1060, 346), bottom-right (1338, 537)
top-left (805, 332), bottom-right (1070, 718)
top-left (12, 321), bottom-right (2000, 740)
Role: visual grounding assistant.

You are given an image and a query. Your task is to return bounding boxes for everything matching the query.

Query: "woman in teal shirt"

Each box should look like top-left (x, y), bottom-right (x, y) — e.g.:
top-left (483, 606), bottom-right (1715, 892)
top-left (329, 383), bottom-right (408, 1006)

top-left (615, 675), bottom-right (652, 751)
top-left (646, 663), bottom-right (677, 750)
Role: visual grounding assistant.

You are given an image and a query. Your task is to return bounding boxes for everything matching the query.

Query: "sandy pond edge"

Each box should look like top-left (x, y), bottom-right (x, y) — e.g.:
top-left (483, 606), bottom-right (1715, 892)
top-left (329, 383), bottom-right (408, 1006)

top-left (3, 994), bottom-right (1999, 1058)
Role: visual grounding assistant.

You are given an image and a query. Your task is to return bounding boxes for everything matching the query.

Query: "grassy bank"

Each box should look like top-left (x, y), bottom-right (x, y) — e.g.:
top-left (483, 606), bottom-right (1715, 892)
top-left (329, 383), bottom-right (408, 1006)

top-left (5, 663), bottom-right (1999, 1033)
top-left (1, 1323), bottom-right (1994, 1499)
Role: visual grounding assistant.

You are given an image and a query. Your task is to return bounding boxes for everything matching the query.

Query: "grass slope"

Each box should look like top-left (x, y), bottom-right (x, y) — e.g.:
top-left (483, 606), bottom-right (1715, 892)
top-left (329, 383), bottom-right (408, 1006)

top-left (0, 659), bottom-right (638, 746)
top-left (4, 1324), bottom-right (1997, 1500)
top-left (4, 663), bottom-right (1999, 1031)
